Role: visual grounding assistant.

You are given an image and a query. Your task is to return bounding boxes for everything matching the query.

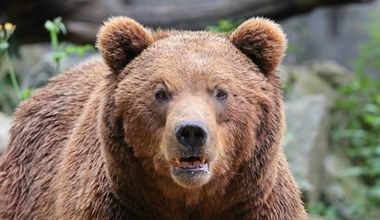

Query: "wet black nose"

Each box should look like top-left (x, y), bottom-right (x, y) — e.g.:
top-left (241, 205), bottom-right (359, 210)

top-left (176, 121), bottom-right (207, 149)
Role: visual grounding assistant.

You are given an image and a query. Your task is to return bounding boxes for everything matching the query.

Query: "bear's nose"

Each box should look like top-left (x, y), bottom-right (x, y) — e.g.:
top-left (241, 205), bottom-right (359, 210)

top-left (175, 120), bottom-right (207, 149)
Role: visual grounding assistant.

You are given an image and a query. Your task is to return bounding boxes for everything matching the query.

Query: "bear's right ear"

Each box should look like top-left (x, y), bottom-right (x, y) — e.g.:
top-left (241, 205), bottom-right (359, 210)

top-left (229, 18), bottom-right (287, 76)
top-left (97, 17), bottom-right (153, 74)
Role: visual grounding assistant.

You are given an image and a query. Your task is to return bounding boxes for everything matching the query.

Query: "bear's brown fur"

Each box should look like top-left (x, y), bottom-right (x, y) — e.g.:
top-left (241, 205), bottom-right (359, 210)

top-left (0, 17), bottom-right (307, 219)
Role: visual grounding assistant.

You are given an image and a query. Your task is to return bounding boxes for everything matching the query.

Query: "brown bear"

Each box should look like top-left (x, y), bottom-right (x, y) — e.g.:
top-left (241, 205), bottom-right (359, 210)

top-left (0, 17), bottom-right (307, 219)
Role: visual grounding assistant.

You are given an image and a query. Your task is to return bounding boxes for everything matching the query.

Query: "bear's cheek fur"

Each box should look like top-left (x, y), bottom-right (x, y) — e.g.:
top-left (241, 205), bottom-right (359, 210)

top-left (115, 79), bottom-right (166, 159)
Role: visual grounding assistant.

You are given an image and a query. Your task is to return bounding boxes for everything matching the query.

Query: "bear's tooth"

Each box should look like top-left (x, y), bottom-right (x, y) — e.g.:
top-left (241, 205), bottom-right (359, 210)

top-left (174, 158), bottom-right (181, 165)
top-left (200, 158), bottom-right (206, 164)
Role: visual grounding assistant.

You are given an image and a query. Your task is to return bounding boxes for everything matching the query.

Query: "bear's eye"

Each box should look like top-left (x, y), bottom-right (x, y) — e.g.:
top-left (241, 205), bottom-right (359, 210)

top-left (155, 89), bottom-right (170, 103)
top-left (214, 89), bottom-right (228, 101)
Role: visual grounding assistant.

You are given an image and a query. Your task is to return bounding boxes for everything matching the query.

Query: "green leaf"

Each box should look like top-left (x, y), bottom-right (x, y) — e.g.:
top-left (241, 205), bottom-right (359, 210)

top-left (375, 95), bottom-right (380, 105)
top-left (0, 41), bottom-right (9, 49)
top-left (287, 44), bottom-right (299, 53)
top-left (363, 114), bottom-right (377, 126)
top-left (64, 46), bottom-right (77, 54)
top-left (21, 88), bottom-right (33, 100)
top-left (44, 20), bottom-right (58, 32)
top-left (52, 52), bottom-right (65, 62)
top-left (337, 166), bottom-right (366, 178)
top-left (206, 19), bottom-right (240, 33)
top-left (368, 185), bottom-right (380, 199)
top-left (58, 23), bottom-right (67, 35)
top-left (364, 104), bottom-right (379, 113)
top-left (45, 17), bottom-right (67, 35)
top-left (64, 44), bottom-right (95, 56)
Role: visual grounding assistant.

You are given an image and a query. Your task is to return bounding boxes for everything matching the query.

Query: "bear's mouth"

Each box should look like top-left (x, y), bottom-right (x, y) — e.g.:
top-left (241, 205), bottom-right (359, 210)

top-left (170, 156), bottom-right (211, 188)
top-left (172, 156), bottom-right (209, 172)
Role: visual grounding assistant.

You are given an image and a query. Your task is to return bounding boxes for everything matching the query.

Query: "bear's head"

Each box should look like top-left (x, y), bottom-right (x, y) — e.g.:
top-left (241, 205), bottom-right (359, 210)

top-left (97, 17), bottom-right (286, 194)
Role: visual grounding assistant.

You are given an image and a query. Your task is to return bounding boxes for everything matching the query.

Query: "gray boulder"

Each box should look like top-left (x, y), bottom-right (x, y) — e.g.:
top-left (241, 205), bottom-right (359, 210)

top-left (0, 112), bottom-right (12, 154)
top-left (307, 60), bottom-right (352, 88)
top-left (21, 50), bottom-right (99, 90)
top-left (284, 66), bottom-right (338, 105)
top-left (322, 153), bottom-right (366, 219)
top-left (8, 43), bottom-right (98, 91)
top-left (283, 95), bottom-right (330, 202)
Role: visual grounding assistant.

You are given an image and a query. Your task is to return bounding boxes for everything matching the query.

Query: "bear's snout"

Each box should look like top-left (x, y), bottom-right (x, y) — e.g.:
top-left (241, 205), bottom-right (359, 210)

top-left (175, 120), bottom-right (208, 150)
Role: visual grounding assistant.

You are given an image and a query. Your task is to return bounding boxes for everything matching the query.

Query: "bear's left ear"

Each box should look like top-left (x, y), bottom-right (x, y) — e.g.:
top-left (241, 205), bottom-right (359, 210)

top-left (97, 17), bottom-right (153, 74)
top-left (229, 18), bottom-right (287, 76)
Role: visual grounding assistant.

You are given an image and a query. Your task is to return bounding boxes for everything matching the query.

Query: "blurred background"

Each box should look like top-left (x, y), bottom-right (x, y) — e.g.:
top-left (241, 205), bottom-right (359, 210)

top-left (1, 0), bottom-right (380, 219)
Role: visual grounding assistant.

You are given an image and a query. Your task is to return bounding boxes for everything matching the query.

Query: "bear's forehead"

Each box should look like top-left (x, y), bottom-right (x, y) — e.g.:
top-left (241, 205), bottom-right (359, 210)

top-left (138, 32), bottom-right (255, 72)
top-left (126, 31), bottom-right (265, 89)
top-left (153, 31), bottom-right (232, 53)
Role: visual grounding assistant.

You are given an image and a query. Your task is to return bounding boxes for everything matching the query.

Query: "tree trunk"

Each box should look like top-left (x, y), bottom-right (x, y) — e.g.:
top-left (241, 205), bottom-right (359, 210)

top-left (0, 0), bottom-right (373, 44)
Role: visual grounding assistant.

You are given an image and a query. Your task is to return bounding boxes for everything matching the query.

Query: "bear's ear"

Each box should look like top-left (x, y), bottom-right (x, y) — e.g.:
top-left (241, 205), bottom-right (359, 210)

top-left (229, 18), bottom-right (287, 76)
top-left (97, 17), bottom-right (153, 74)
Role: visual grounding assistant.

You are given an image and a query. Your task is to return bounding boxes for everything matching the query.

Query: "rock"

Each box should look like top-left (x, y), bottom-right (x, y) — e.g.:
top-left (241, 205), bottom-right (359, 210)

top-left (0, 112), bottom-right (12, 154)
top-left (308, 216), bottom-right (327, 220)
top-left (5, 43), bottom-right (98, 91)
top-left (11, 44), bottom-right (50, 77)
top-left (20, 51), bottom-right (57, 90)
top-left (283, 95), bottom-right (330, 202)
top-left (278, 65), bottom-right (291, 85)
top-left (322, 154), bottom-right (366, 219)
top-left (307, 60), bottom-right (353, 88)
top-left (284, 66), bottom-right (338, 105)
top-left (280, 0), bottom-right (380, 77)
top-left (21, 50), bottom-right (99, 90)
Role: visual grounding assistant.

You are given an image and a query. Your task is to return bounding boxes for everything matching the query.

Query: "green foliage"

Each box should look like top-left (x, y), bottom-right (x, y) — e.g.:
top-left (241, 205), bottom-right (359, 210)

top-left (21, 88), bottom-right (33, 100)
top-left (64, 44), bottom-right (95, 56)
top-left (0, 70), bottom-right (18, 114)
top-left (0, 17), bottom-right (95, 113)
top-left (0, 22), bottom-right (23, 110)
top-left (45, 17), bottom-right (67, 50)
top-left (206, 19), bottom-right (241, 33)
top-left (44, 17), bottom-right (95, 74)
top-left (44, 17), bottom-right (67, 73)
top-left (331, 7), bottom-right (380, 219)
top-left (285, 23), bottom-right (309, 65)
top-left (307, 202), bottom-right (339, 220)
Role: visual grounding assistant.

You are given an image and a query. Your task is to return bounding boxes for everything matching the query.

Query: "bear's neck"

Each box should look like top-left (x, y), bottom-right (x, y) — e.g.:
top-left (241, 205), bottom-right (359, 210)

top-left (101, 133), bottom-right (279, 218)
